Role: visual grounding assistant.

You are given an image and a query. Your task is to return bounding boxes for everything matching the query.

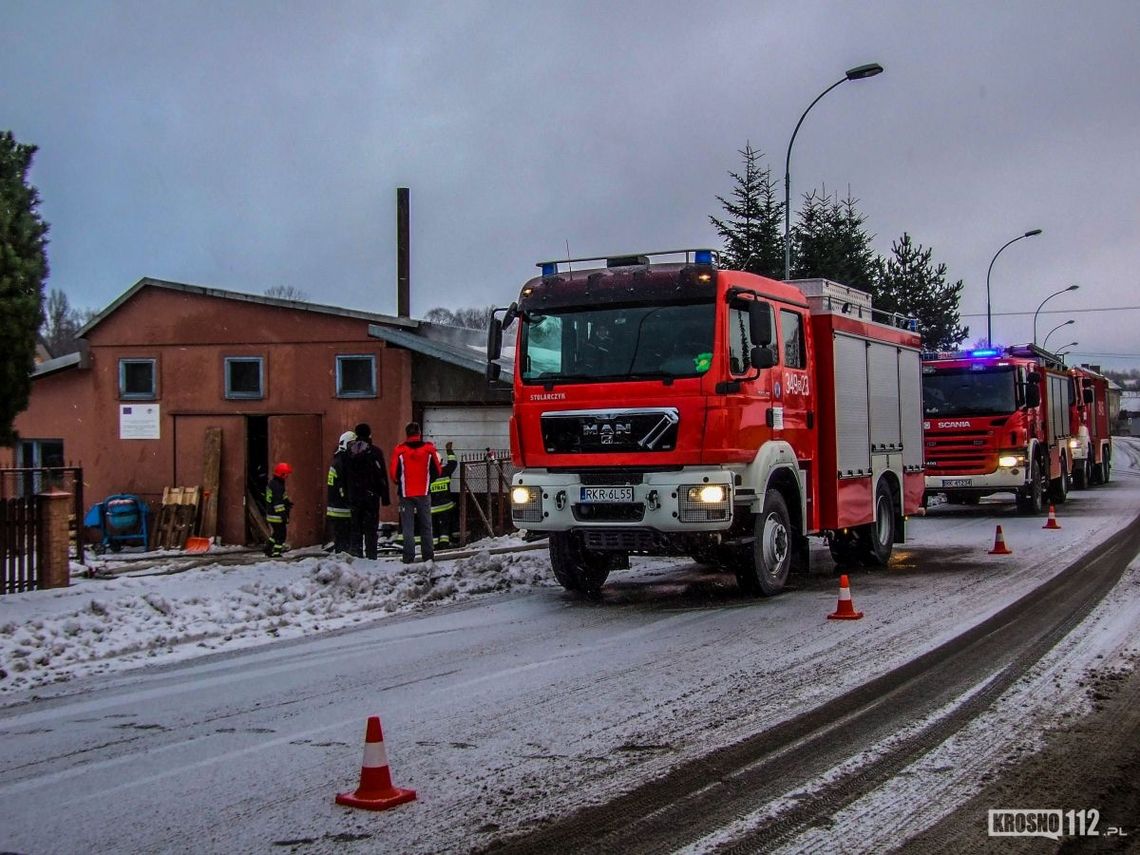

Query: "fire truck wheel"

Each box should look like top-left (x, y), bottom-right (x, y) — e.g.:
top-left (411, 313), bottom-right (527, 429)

top-left (737, 490), bottom-right (792, 597)
top-left (1072, 457), bottom-right (1091, 490)
top-left (1094, 452), bottom-right (1111, 484)
top-left (1016, 457), bottom-right (1047, 514)
top-left (1050, 457), bottom-right (1069, 504)
top-left (858, 486), bottom-right (895, 566)
top-left (548, 531), bottom-right (611, 594)
top-left (827, 530), bottom-right (860, 566)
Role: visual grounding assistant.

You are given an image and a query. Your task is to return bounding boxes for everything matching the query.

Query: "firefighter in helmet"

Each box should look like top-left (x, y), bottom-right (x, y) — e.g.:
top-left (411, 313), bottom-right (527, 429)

top-left (429, 441), bottom-right (459, 547)
top-left (326, 431), bottom-right (355, 553)
top-left (265, 462), bottom-right (293, 558)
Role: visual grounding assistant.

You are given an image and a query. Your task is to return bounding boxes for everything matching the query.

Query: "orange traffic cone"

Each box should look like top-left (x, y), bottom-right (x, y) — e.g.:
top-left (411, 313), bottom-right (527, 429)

top-left (989, 525), bottom-right (1013, 555)
top-left (335, 716), bottom-right (416, 811)
top-left (827, 574), bottom-right (864, 620)
top-left (1043, 505), bottom-right (1061, 530)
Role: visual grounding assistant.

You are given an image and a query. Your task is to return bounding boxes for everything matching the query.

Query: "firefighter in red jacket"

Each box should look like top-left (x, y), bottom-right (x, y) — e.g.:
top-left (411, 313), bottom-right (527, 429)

top-left (390, 421), bottom-right (442, 564)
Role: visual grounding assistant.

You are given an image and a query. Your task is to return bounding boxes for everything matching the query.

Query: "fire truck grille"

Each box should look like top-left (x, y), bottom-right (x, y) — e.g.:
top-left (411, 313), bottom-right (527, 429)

top-left (924, 430), bottom-right (996, 473)
top-left (581, 528), bottom-right (655, 551)
top-left (572, 503), bottom-right (645, 523)
top-left (541, 410), bottom-right (679, 454)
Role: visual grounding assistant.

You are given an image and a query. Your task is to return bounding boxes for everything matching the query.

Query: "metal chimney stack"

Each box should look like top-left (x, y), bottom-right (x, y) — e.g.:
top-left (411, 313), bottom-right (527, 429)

top-left (397, 187), bottom-right (410, 318)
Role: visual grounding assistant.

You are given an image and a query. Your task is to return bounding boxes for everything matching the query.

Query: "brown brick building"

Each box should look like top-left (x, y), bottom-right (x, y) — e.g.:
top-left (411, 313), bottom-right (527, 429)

top-left (5, 278), bottom-right (510, 547)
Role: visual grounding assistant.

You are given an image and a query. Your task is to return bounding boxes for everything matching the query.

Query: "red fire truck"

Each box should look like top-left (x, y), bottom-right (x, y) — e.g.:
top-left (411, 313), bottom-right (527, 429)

top-left (486, 249), bottom-right (924, 596)
top-left (1069, 364), bottom-right (1113, 487)
top-left (921, 344), bottom-right (1074, 513)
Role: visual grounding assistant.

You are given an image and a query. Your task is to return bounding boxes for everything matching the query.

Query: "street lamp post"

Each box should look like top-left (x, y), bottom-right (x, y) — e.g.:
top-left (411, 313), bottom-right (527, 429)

top-left (1033, 285), bottom-right (1080, 345)
top-left (1041, 319), bottom-right (1075, 350)
top-left (986, 229), bottom-right (1042, 345)
top-left (784, 62), bottom-right (883, 281)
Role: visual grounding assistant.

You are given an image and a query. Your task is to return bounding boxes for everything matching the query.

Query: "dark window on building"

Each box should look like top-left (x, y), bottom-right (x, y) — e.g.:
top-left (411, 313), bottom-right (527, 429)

top-left (225, 357), bottom-right (264, 399)
top-left (119, 358), bottom-right (157, 399)
top-left (336, 355), bottom-right (377, 397)
top-left (780, 310), bottom-right (806, 369)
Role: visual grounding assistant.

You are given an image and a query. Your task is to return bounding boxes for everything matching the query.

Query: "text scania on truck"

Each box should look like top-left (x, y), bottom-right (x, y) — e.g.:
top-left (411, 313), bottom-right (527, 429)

top-left (486, 249), bottom-right (925, 596)
top-left (921, 344), bottom-right (1078, 513)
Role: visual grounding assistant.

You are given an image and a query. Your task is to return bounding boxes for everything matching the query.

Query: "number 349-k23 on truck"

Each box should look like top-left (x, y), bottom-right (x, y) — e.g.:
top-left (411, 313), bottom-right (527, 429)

top-left (486, 249), bottom-right (925, 597)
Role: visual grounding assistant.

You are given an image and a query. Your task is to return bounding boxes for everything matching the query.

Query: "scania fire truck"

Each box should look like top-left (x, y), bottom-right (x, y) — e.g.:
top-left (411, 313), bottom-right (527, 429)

top-left (486, 249), bottom-right (924, 596)
top-left (1068, 364), bottom-right (1113, 488)
top-left (921, 344), bottom-right (1074, 513)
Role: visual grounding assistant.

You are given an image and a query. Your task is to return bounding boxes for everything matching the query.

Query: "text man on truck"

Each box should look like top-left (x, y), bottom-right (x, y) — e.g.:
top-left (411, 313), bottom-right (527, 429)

top-left (487, 249), bottom-right (924, 597)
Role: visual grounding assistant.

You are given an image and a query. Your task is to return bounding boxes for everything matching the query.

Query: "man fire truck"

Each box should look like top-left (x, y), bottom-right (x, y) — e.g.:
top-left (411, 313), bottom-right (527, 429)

top-left (921, 344), bottom-right (1073, 513)
top-left (1069, 364), bottom-right (1113, 488)
top-left (486, 249), bottom-right (924, 596)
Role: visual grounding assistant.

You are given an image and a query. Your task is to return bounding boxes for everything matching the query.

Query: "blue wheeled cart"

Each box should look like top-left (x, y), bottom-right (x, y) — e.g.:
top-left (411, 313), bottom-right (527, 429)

top-left (84, 494), bottom-right (151, 553)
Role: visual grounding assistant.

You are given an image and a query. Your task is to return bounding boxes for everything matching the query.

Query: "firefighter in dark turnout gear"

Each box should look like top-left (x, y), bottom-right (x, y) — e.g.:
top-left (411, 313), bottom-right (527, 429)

top-left (265, 462), bottom-right (293, 557)
top-left (345, 423), bottom-right (391, 559)
top-left (430, 441), bottom-right (459, 546)
top-left (326, 431), bottom-right (355, 553)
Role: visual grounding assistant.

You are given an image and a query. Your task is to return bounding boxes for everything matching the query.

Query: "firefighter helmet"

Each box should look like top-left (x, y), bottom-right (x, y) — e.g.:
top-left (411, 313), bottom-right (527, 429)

top-left (273, 462), bottom-right (293, 478)
top-left (338, 431), bottom-right (356, 451)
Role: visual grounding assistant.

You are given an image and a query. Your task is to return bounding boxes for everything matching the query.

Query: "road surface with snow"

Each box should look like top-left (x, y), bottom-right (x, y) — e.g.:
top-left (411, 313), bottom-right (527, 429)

top-left (1, 439), bottom-right (1138, 853)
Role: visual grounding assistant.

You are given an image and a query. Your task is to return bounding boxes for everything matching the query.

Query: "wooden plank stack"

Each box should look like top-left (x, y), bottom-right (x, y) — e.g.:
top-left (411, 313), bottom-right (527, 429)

top-left (150, 486), bottom-right (201, 550)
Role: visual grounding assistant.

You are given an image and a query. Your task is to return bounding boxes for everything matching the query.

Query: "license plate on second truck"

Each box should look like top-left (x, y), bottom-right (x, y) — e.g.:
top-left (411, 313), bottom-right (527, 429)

top-left (942, 478), bottom-right (973, 487)
top-left (580, 487), bottom-right (634, 503)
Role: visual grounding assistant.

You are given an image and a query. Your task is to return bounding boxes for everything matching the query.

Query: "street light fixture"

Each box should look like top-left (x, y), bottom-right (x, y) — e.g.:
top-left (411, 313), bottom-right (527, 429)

top-left (1055, 342), bottom-right (1079, 361)
top-left (1033, 284), bottom-right (1079, 345)
top-left (986, 228), bottom-right (1042, 345)
top-left (784, 62), bottom-right (884, 280)
top-left (1041, 319), bottom-right (1075, 350)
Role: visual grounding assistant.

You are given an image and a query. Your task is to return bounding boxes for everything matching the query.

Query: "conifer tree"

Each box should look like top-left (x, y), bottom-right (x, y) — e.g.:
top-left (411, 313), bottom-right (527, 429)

top-left (790, 187), bottom-right (877, 292)
top-left (0, 131), bottom-right (49, 446)
top-left (709, 142), bottom-right (784, 279)
top-left (873, 232), bottom-right (968, 350)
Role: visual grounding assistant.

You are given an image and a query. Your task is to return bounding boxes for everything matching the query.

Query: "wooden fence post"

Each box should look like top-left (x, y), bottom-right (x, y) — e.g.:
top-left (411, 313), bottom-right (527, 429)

top-left (38, 490), bottom-right (72, 589)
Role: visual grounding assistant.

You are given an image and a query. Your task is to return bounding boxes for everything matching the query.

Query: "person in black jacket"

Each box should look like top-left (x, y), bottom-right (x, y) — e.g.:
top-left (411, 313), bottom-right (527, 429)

top-left (345, 422), bottom-right (391, 559)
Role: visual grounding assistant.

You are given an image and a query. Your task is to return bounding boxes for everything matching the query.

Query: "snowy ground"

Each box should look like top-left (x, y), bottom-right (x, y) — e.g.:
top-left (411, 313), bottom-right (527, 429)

top-left (1, 442), bottom-right (1138, 853)
top-left (0, 536), bottom-right (556, 698)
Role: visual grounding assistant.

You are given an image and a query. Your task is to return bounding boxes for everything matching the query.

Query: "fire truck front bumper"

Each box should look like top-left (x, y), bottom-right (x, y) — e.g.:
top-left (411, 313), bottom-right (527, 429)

top-left (508, 468), bottom-right (735, 533)
top-left (925, 452), bottom-right (1029, 494)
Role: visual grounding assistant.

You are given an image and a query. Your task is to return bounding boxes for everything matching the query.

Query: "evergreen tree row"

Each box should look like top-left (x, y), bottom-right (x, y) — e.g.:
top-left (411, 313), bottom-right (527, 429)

top-left (709, 143), bottom-right (968, 350)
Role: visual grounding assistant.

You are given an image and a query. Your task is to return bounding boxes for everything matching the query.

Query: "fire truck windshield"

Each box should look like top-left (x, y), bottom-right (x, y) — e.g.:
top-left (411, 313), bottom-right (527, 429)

top-left (521, 302), bottom-right (715, 383)
top-left (922, 365), bottom-right (1017, 417)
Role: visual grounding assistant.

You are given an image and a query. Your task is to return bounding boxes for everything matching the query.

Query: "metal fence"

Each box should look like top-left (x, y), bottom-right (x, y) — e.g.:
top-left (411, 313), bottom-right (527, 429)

top-left (456, 450), bottom-right (515, 544)
top-left (0, 467), bottom-right (86, 565)
top-left (1, 495), bottom-right (42, 594)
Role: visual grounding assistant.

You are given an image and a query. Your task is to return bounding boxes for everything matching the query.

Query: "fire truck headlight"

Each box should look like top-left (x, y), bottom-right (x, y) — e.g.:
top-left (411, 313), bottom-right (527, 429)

top-left (510, 486), bottom-right (542, 524)
top-left (688, 485), bottom-right (727, 504)
top-left (998, 455), bottom-right (1020, 468)
top-left (680, 484), bottom-right (731, 522)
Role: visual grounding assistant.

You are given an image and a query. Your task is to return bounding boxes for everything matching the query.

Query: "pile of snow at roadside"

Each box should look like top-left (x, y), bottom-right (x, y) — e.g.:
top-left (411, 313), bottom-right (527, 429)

top-left (0, 536), bottom-right (553, 697)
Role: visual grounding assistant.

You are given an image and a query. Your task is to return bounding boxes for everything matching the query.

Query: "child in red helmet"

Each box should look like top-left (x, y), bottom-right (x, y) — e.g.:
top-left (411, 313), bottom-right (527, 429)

top-left (266, 462), bottom-right (294, 557)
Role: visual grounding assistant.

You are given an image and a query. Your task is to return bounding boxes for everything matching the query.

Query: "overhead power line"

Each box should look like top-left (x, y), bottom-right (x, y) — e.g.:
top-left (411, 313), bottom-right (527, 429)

top-left (959, 304), bottom-right (1140, 318)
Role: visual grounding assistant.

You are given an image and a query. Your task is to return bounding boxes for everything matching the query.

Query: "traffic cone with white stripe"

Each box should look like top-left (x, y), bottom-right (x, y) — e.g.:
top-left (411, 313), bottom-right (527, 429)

top-left (335, 716), bottom-right (416, 811)
top-left (827, 574), bottom-right (864, 620)
top-left (989, 525), bottom-right (1013, 555)
top-left (1043, 505), bottom-right (1061, 530)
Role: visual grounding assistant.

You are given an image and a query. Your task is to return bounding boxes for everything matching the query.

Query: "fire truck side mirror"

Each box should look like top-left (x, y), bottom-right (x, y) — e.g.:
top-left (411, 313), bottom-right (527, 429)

top-left (1024, 375), bottom-right (1041, 409)
top-left (1083, 387), bottom-right (1094, 405)
top-left (750, 345), bottom-right (777, 370)
top-left (487, 317), bottom-right (503, 361)
top-left (748, 301), bottom-right (774, 347)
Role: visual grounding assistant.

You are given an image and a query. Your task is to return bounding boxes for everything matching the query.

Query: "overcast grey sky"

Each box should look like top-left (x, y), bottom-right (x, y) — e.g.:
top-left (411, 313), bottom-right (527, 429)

top-left (4, 0), bottom-right (1139, 368)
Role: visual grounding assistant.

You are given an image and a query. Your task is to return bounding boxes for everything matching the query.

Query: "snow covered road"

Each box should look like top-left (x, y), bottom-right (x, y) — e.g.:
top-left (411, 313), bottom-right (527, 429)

top-left (1, 439), bottom-right (1138, 853)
